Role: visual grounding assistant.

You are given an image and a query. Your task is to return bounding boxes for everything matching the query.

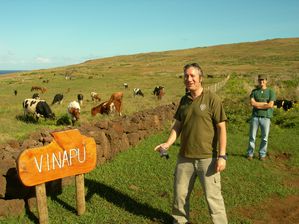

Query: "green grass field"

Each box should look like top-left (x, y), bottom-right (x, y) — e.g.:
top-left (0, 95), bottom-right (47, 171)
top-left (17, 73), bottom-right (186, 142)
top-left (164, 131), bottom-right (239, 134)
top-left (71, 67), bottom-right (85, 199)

top-left (0, 38), bottom-right (299, 223)
top-left (0, 62), bottom-right (218, 144)
top-left (0, 38), bottom-right (298, 144)
top-left (1, 120), bottom-right (298, 223)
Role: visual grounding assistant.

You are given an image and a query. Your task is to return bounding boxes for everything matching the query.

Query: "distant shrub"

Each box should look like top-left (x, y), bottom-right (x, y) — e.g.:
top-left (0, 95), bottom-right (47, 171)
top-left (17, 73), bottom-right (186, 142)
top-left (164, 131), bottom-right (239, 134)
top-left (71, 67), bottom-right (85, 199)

top-left (224, 98), bottom-right (251, 132)
top-left (281, 79), bottom-right (299, 88)
top-left (272, 104), bottom-right (299, 128)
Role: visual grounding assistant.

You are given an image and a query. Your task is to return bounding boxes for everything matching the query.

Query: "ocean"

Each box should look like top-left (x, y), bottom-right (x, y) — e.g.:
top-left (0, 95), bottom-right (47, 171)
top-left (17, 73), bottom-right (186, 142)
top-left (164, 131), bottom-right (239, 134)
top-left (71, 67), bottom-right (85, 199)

top-left (0, 70), bottom-right (27, 75)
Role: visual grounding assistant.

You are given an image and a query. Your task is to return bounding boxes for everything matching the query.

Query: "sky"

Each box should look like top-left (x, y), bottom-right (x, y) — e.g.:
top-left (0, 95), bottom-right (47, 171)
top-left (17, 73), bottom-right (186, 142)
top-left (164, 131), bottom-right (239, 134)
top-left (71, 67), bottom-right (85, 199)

top-left (1, 0), bottom-right (299, 70)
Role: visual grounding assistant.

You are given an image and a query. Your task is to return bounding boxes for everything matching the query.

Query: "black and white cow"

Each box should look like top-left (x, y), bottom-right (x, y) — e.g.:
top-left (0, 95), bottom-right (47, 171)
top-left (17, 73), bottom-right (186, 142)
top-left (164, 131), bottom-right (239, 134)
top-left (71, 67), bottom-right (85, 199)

top-left (23, 99), bottom-right (55, 121)
top-left (77, 94), bottom-right (84, 106)
top-left (275, 99), bottom-right (296, 111)
top-left (51, 93), bottom-right (64, 105)
top-left (133, 88), bottom-right (144, 97)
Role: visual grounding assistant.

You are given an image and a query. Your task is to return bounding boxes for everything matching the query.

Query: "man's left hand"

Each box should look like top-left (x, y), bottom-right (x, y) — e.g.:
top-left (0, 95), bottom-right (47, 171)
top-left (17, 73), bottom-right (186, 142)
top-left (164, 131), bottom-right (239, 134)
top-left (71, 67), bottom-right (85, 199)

top-left (216, 158), bottom-right (226, 172)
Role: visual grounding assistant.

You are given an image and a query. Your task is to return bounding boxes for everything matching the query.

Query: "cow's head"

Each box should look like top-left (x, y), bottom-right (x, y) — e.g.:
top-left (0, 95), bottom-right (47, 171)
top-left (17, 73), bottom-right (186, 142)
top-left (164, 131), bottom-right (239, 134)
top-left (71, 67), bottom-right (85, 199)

top-left (37, 101), bottom-right (56, 120)
top-left (91, 106), bottom-right (100, 116)
top-left (48, 112), bottom-right (56, 120)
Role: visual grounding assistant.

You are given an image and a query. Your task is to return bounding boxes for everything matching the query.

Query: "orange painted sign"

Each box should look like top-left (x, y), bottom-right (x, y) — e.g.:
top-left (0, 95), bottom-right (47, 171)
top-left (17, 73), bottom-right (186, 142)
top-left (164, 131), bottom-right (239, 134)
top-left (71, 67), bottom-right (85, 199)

top-left (17, 129), bottom-right (97, 186)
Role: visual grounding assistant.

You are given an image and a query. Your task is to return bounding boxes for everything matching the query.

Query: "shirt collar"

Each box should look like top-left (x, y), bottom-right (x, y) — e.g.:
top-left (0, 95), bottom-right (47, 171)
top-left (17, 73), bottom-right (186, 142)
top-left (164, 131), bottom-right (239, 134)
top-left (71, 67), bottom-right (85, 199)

top-left (186, 89), bottom-right (205, 100)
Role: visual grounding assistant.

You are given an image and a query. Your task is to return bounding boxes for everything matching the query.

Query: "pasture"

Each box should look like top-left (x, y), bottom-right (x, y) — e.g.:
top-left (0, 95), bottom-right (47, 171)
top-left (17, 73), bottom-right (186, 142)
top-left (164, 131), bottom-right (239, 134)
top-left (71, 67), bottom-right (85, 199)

top-left (0, 63), bottom-right (222, 144)
top-left (1, 104), bottom-right (299, 223)
top-left (0, 38), bottom-right (299, 223)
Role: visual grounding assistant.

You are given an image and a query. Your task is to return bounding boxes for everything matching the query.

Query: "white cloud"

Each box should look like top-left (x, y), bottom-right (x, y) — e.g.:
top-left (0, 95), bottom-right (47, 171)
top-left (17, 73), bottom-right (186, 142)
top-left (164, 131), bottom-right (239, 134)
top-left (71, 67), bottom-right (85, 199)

top-left (35, 57), bottom-right (51, 63)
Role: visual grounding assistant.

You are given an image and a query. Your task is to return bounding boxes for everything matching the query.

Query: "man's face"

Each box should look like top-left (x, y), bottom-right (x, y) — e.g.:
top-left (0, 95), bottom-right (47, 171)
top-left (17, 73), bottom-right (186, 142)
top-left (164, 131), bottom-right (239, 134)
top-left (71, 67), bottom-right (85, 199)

top-left (258, 78), bottom-right (267, 88)
top-left (184, 67), bottom-right (202, 91)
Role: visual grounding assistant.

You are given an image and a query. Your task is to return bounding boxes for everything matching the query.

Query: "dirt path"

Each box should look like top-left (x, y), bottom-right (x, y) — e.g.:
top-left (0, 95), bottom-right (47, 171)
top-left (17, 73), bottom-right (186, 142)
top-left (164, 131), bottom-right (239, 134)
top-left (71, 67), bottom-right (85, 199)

top-left (238, 194), bottom-right (299, 224)
top-left (237, 155), bottom-right (299, 223)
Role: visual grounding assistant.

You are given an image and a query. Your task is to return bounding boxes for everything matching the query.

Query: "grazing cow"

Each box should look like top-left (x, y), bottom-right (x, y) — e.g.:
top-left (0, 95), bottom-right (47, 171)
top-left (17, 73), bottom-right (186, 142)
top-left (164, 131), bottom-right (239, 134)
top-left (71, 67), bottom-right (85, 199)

top-left (91, 92), bottom-right (101, 102)
top-left (52, 94), bottom-right (64, 105)
top-left (23, 99), bottom-right (55, 121)
top-left (275, 99), bottom-right (295, 111)
top-left (110, 92), bottom-right (123, 116)
top-left (91, 101), bottom-right (114, 116)
top-left (14, 90), bottom-right (18, 96)
top-left (123, 83), bottom-right (128, 89)
top-left (32, 93), bottom-right (40, 99)
top-left (77, 94), bottom-right (84, 106)
top-left (91, 92), bottom-right (123, 116)
top-left (67, 101), bottom-right (80, 126)
top-left (133, 88), bottom-right (144, 97)
top-left (153, 86), bottom-right (165, 100)
top-left (31, 86), bottom-right (47, 93)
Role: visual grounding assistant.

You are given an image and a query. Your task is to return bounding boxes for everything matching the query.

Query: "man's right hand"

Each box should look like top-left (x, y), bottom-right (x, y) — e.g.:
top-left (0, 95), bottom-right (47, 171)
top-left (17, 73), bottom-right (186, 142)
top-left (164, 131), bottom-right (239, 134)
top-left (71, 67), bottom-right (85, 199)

top-left (154, 143), bottom-right (169, 153)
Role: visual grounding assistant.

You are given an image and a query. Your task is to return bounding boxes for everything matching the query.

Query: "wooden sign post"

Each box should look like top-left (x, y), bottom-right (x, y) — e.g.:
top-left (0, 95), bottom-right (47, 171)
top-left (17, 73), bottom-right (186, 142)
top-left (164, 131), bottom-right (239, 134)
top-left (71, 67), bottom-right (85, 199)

top-left (76, 174), bottom-right (85, 215)
top-left (17, 129), bottom-right (97, 224)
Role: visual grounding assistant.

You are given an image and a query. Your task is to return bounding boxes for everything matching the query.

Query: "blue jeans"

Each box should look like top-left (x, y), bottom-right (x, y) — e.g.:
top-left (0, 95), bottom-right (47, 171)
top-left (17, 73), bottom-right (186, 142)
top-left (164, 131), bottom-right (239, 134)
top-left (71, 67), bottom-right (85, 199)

top-left (247, 117), bottom-right (271, 158)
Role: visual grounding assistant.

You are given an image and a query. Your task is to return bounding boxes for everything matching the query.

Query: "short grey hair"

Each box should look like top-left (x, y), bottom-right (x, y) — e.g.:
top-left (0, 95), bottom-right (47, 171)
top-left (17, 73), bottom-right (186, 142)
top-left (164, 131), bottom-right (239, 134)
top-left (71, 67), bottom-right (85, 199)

top-left (183, 63), bottom-right (204, 76)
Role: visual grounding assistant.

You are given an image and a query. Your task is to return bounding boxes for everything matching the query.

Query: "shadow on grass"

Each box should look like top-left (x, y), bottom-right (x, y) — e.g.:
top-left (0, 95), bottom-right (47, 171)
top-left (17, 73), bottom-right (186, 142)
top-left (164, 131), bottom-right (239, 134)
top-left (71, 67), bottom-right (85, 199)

top-left (85, 178), bottom-right (173, 223)
top-left (228, 152), bottom-right (248, 159)
top-left (15, 114), bottom-right (38, 123)
top-left (50, 195), bottom-right (77, 213)
top-left (24, 200), bottom-right (39, 224)
top-left (23, 195), bottom-right (76, 224)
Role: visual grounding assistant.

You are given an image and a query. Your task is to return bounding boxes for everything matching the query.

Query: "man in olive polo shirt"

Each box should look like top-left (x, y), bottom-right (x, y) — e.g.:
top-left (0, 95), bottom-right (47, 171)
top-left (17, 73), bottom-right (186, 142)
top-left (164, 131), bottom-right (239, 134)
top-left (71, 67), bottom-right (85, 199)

top-left (247, 74), bottom-right (276, 161)
top-left (154, 63), bottom-right (228, 224)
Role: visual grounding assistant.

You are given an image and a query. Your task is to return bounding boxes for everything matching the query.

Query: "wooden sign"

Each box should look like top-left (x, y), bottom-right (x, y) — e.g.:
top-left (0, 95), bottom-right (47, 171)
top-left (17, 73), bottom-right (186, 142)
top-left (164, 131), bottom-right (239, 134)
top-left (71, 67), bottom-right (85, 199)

top-left (17, 129), bottom-right (97, 187)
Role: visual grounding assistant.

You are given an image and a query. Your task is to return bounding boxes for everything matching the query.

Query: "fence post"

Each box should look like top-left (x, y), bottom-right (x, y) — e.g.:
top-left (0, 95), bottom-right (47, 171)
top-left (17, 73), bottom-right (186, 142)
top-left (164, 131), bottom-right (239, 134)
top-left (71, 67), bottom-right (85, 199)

top-left (207, 75), bottom-right (230, 93)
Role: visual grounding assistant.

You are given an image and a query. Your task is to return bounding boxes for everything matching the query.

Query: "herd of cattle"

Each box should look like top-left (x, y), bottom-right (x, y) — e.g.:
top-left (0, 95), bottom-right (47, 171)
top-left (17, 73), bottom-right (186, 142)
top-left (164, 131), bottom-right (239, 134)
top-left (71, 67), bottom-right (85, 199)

top-left (20, 85), bottom-right (166, 126)
top-left (18, 82), bottom-right (295, 126)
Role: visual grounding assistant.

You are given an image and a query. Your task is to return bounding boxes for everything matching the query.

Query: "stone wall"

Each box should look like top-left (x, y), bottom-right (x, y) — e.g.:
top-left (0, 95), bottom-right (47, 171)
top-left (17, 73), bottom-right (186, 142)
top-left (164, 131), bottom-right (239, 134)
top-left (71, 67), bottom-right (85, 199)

top-left (0, 103), bottom-right (176, 218)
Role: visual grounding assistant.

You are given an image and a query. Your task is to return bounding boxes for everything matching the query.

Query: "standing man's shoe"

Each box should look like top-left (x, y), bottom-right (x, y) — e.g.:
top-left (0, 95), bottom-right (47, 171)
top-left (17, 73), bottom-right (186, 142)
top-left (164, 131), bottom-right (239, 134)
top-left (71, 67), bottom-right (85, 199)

top-left (259, 156), bottom-right (266, 161)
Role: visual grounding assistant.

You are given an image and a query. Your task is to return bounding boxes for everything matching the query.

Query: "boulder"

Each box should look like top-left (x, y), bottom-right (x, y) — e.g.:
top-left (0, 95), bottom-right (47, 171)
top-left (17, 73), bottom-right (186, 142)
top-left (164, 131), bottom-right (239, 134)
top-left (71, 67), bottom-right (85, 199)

top-left (0, 199), bottom-right (25, 217)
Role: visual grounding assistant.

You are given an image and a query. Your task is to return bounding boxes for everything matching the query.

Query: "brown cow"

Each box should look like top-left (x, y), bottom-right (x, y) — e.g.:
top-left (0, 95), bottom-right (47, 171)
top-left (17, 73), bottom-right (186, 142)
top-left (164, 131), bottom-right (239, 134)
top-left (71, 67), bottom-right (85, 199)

top-left (91, 92), bottom-right (123, 116)
top-left (153, 86), bottom-right (165, 100)
top-left (91, 91), bottom-right (101, 102)
top-left (91, 101), bottom-right (112, 116)
top-left (31, 86), bottom-right (47, 93)
top-left (68, 101), bottom-right (80, 126)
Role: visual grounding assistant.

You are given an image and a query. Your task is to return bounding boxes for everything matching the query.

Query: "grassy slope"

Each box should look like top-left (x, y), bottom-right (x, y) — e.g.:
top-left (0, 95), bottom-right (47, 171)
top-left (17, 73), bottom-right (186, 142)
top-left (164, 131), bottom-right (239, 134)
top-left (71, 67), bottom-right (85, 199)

top-left (1, 99), bottom-right (298, 223)
top-left (0, 38), bottom-right (299, 144)
top-left (0, 38), bottom-right (299, 223)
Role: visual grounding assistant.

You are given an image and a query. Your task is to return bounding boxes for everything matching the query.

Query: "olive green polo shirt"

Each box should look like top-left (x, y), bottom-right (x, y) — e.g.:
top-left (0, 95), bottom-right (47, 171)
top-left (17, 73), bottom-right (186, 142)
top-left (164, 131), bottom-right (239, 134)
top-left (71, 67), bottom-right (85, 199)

top-left (174, 90), bottom-right (227, 159)
top-left (250, 88), bottom-right (276, 118)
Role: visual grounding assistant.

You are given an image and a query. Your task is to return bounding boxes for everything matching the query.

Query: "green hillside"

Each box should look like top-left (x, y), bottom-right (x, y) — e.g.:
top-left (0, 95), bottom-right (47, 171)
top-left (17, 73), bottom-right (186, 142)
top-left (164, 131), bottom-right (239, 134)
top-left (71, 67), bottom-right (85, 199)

top-left (1, 38), bottom-right (299, 223)
top-left (0, 37), bottom-right (298, 144)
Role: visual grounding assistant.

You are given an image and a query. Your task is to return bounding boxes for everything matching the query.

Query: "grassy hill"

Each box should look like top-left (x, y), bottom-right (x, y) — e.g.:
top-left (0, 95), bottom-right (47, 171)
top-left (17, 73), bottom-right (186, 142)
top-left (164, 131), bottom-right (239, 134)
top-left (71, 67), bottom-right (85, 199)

top-left (1, 38), bottom-right (299, 223)
top-left (0, 37), bottom-right (298, 144)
